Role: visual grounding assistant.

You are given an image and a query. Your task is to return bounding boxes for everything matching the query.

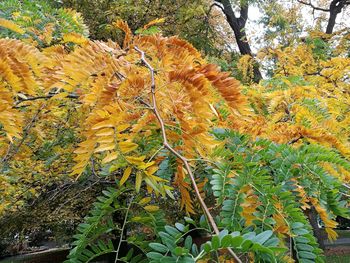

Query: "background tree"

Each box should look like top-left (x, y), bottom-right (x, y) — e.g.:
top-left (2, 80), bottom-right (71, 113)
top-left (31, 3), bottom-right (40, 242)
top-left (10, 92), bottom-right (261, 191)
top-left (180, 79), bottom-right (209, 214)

top-left (297, 0), bottom-right (350, 34)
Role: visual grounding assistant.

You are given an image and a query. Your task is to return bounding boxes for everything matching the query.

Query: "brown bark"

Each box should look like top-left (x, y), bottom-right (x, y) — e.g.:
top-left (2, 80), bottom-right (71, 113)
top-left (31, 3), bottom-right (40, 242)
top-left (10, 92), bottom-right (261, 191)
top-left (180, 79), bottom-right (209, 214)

top-left (326, 0), bottom-right (349, 34)
top-left (215, 0), bottom-right (263, 83)
top-left (305, 206), bottom-right (326, 250)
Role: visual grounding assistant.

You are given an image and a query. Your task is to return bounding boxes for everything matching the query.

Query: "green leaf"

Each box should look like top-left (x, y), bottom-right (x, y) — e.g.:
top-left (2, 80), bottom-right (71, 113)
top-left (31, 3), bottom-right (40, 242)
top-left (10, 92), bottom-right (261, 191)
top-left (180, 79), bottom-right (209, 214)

top-left (130, 254), bottom-right (143, 263)
top-left (165, 225), bottom-right (180, 237)
top-left (291, 222), bottom-right (304, 229)
top-left (203, 242), bottom-right (211, 253)
top-left (298, 251), bottom-right (316, 259)
top-left (241, 239), bottom-right (253, 251)
top-left (231, 236), bottom-right (244, 247)
top-left (296, 244), bottom-right (314, 252)
top-left (211, 235), bottom-right (220, 250)
top-left (147, 252), bottom-right (164, 260)
top-left (125, 248), bottom-right (134, 260)
top-left (264, 237), bottom-right (279, 247)
top-left (184, 236), bottom-right (192, 250)
top-left (184, 217), bottom-right (195, 225)
top-left (299, 259), bottom-right (315, 263)
top-left (149, 243), bottom-right (168, 253)
top-left (199, 215), bottom-right (209, 228)
top-left (295, 236), bottom-right (310, 244)
top-left (253, 230), bottom-right (273, 244)
top-left (175, 222), bottom-right (185, 232)
top-left (173, 247), bottom-right (184, 256)
top-left (293, 228), bottom-right (309, 235)
top-left (221, 235), bottom-right (232, 248)
top-left (191, 244), bottom-right (199, 256)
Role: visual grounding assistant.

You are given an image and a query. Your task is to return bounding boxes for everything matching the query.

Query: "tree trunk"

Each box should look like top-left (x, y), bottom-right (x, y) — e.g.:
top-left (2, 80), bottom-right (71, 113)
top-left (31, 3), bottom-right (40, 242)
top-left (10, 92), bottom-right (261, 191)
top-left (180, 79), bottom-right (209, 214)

top-left (305, 206), bottom-right (325, 250)
top-left (217, 0), bottom-right (263, 83)
top-left (326, 0), bottom-right (348, 34)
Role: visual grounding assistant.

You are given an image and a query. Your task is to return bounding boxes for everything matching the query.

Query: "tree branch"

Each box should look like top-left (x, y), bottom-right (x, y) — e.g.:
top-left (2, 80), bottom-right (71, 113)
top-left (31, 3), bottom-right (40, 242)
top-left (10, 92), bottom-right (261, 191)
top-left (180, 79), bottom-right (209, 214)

top-left (134, 46), bottom-right (242, 263)
top-left (15, 93), bottom-right (79, 106)
top-left (297, 0), bottom-right (330, 12)
top-left (214, 0), bottom-right (262, 82)
top-left (238, 4), bottom-right (248, 27)
top-left (211, 2), bottom-right (224, 13)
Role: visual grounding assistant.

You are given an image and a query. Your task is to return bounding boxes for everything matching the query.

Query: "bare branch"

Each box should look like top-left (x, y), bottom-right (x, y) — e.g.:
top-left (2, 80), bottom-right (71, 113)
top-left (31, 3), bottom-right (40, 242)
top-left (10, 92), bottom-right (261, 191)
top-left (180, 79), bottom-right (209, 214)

top-left (297, 0), bottom-right (330, 12)
top-left (15, 92), bottom-right (79, 106)
top-left (134, 46), bottom-right (242, 263)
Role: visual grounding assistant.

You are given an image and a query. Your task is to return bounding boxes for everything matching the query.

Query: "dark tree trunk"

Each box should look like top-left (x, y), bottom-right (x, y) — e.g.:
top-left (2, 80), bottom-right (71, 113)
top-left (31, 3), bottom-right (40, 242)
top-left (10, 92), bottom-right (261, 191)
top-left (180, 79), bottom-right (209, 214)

top-left (216, 0), bottom-right (263, 83)
top-left (326, 0), bottom-right (348, 34)
top-left (305, 206), bottom-right (326, 250)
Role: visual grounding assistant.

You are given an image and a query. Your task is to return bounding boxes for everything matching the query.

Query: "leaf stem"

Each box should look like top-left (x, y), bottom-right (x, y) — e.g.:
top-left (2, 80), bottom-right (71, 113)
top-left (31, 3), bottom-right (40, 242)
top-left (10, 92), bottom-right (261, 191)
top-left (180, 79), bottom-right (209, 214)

top-left (115, 196), bottom-right (134, 263)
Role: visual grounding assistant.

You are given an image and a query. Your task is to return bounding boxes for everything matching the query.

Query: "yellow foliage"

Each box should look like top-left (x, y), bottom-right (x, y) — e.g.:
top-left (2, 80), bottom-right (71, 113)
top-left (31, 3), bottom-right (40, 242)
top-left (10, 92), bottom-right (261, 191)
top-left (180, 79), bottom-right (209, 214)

top-left (0, 18), bottom-right (25, 34)
top-left (143, 18), bottom-right (165, 29)
top-left (240, 185), bottom-right (261, 226)
top-left (242, 41), bottom-right (350, 184)
top-left (62, 32), bottom-right (88, 45)
top-left (310, 198), bottom-right (338, 241)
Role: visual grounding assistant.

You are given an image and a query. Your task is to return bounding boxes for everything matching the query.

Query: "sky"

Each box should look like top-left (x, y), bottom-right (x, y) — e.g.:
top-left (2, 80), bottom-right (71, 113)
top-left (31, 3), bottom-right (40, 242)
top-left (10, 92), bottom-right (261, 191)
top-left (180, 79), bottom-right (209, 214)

top-left (244, 1), bottom-right (350, 52)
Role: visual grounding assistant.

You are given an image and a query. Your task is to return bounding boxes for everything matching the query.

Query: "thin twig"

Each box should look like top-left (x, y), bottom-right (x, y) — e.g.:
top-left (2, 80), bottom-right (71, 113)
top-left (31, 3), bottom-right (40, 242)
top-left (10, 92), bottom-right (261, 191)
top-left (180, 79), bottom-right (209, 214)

top-left (15, 93), bottom-right (79, 106)
top-left (134, 46), bottom-right (242, 263)
top-left (147, 146), bottom-right (164, 163)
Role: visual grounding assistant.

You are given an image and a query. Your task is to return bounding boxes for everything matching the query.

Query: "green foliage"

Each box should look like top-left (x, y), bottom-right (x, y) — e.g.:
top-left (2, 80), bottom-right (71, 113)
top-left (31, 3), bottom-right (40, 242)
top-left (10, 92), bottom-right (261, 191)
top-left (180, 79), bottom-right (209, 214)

top-left (209, 129), bottom-right (350, 261)
top-left (0, 0), bottom-right (88, 46)
top-left (66, 186), bottom-right (163, 263)
top-left (147, 224), bottom-right (281, 262)
top-left (306, 37), bottom-right (331, 60)
top-left (59, 0), bottom-right (227, 56)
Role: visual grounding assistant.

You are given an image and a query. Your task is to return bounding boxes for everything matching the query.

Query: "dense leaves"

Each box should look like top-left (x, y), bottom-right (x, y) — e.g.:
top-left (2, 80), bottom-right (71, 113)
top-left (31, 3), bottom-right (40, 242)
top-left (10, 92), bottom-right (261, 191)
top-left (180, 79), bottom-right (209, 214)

top-left (0, 1), bottom-right (349, 262)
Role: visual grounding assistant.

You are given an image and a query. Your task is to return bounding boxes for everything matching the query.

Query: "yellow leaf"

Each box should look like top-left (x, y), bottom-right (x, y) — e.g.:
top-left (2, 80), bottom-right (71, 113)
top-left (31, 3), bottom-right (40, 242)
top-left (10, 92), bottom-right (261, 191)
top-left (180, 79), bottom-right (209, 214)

top-left (119, 141), bottom-right (138, 154)
top-left (95, 128), bottom-right (114, 136)
top-left (113, 20), bottom-right (132, 48)
top-left (97, 137), bottom-right (114, 144)
top-left (143, 18), bottom-right (165, 29)
top-left (138, 161), bottom-right (155, 170)
top-left (144, 205), bottom-right (159, 212)
top-left (209, 103), bottom-right (219, 118)
top-left (17, 93), bottom-right (28, 100)
top-left (51, 92), bottom-right (69, 100)
top-left (145, 165), bottom-right (158, 176)
top-left (135, 172), bottom-right (142, 192)
top-left (95, 110), bottom-right (109, 118)
top-left (325, 227), bottom-right (338, 242)
top-left (62, 32), bottom-right (88, 45)
top-left (120, 166), bottom-right (132, 186)
top-left (92, 120), bottom-right (114, 130)
top-left (126, 155), bottom-right (146, 165)
top-left (117, 124), bottom-right (130, 132)
top-left (144, 177), bottom-right (160, 193)
top-left (102, 152), bottom-right (119, 164)
top-left (0, 18), bottom-right (25, 34)
top-left (94, 143), bottom-right (115, 153)
top-left (138, 197), bottom-right (151, 206)
top-left (130, 216), bottom-right (142, 222)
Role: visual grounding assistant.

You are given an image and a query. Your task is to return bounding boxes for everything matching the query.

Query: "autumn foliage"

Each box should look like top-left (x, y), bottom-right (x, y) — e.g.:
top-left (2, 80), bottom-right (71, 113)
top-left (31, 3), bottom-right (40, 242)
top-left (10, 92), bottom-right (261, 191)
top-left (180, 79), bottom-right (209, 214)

top-left (1, 2), bottom-right (350, 262)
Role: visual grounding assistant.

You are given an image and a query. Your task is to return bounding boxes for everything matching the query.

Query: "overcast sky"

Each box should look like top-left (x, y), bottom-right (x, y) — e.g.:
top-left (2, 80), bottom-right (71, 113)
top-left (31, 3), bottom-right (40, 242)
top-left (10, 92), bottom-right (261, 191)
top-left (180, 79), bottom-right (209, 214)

top-left (244, 2), bottom-right (350, 52)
